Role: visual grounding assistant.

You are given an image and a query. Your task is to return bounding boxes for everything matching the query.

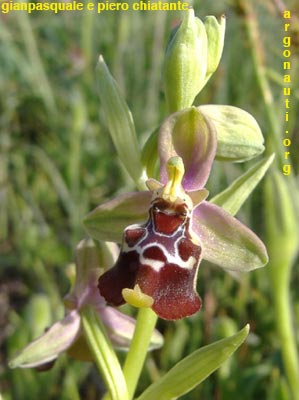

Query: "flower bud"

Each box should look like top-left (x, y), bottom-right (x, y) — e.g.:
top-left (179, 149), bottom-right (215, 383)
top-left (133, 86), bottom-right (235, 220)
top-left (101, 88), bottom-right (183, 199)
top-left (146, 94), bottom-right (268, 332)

top-left (163, 11), bottom-right (226, 113)
top-left (163, 9), bottom-right (208, 112)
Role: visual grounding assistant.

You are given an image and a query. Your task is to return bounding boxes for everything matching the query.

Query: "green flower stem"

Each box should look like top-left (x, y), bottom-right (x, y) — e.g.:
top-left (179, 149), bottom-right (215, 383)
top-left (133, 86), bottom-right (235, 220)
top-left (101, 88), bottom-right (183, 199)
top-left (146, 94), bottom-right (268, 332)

top-left (123, 307), bottom-right (158, 400)
top-left (81, 306), bottom-right (129, 400)
top-left (270, 269), bottom-right (299, 400)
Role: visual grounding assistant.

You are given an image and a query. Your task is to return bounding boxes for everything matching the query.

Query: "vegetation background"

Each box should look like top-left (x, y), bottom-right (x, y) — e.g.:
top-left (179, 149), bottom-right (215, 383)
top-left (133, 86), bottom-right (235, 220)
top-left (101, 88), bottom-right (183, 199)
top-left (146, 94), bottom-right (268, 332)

top-left (0, 0), bottom-right (298, 399)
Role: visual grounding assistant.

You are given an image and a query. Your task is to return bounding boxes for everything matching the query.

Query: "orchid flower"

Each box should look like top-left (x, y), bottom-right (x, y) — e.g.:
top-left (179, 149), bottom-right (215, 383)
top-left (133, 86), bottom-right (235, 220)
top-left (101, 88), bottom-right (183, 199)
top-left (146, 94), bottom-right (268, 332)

top-left (84, 107), bottom-right (269, 321)
top-left (9, 238), bottom-right (163, 369)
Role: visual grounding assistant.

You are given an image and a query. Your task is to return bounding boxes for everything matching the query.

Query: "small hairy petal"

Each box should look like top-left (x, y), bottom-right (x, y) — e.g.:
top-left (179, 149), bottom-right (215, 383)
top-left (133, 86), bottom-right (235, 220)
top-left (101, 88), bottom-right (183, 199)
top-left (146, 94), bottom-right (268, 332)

top-left (193, 201), bottom-right (268, 271)
top-left (84, 191), bottom-right (151, 243)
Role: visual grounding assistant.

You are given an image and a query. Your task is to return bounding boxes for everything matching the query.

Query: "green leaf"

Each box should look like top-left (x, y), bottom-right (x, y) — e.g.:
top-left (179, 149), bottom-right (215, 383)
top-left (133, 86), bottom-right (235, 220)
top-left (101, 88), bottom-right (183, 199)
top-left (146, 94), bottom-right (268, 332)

top-left (81, 306), bottom-right (129, 400)
top-left (137, 325), bottom-right (249, 400)
top-left (199, 105), bottom-right (265, 162)
top-left (97, 56), bottom-right (145, 188)
top-left (211, 153), bottom-right (275, 215)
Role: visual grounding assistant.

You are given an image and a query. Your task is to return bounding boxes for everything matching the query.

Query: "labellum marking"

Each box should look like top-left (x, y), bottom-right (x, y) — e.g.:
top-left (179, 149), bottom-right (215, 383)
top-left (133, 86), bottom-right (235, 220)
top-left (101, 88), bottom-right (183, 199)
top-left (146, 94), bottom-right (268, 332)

top-left (98, 157), bottom-right (203, 320)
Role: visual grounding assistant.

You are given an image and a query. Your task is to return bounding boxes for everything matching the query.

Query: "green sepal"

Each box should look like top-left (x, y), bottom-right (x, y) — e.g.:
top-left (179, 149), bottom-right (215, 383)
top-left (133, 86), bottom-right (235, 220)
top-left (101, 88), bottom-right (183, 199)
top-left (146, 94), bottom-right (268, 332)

top-left (137, 325), bottom-right (249, 400)
top-left (199, 105), bottom-right (265, 162)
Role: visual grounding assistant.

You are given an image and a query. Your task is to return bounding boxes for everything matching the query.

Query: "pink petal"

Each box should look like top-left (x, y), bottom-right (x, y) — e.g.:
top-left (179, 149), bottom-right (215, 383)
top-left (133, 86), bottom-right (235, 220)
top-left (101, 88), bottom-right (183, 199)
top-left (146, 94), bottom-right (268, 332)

top-left (192, 202), bottom-right (269, 271)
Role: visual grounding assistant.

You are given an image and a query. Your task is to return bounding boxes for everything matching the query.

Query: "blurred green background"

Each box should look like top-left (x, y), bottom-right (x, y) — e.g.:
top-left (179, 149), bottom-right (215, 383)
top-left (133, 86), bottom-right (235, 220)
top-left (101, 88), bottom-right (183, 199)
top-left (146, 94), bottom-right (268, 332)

top-left (0, 0), bottom-right (298, 399)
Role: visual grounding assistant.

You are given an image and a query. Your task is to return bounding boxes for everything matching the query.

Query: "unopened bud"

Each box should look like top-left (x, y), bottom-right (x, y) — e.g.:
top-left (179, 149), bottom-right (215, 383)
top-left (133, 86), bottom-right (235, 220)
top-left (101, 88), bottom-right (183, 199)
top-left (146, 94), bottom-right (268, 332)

top-left (163, 9), bottom-right (208, 112)
top-left (163, 11), bottom-right (226, 113)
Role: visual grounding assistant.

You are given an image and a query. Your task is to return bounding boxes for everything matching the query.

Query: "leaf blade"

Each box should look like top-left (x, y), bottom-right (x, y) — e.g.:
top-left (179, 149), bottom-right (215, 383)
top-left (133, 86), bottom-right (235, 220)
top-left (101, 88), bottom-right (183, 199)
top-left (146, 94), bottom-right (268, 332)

top-left (137, 325), bottom-right (249, 400)
top-left (211, 153), bottom-right (275, 215)
top-left (97, 55), bottom-right (145, 188)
